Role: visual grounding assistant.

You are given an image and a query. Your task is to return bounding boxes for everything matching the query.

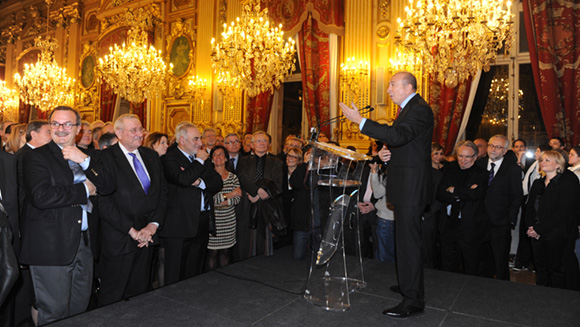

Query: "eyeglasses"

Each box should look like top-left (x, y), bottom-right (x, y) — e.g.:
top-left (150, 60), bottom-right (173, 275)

top-left (225, 140), bottom-right (240, 145)
top-left (49, 122), bottom-right (78, 130)
top-left (488, 144), bottom-right (505, 150)
top-left (457, 154), bottom-right (476, 159)
top-left (122, 127), bottom-right (145, 134)
top-left (287, 154), bottom-right (301, 160)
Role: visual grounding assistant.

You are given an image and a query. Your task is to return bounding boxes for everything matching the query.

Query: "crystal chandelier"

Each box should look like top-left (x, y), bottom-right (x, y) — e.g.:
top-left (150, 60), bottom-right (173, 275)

top-left (210, 0), bottom-right (296, 97)
top-left (0, 80), bottom-right (19, 116)
top-left (340, 57), bottom-right (369, 101)
top-left (188, 75), bottom-right (208, 100)
top-left (13, 0), bottom-right (75, 112)
top-left (395, 0), bottom-right (513, 88)
top-left (216, 71), bottom-right (237, 99)
top-left (97, 10), bottom-right (168, 104)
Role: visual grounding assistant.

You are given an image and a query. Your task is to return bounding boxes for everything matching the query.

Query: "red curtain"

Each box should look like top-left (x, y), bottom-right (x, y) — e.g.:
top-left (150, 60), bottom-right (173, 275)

top-left (100, 82), bottom-right (117, 123)
top-left (245, 92), bottom-right (274, 132)
top-left (523, 0), bottom-right (580, 147)
top-left (430, 77), bottom-right (473, 155)
top-left (131, 100), bottom-right (147, 127)
top-left (299, 16), bottom-right (331, 136)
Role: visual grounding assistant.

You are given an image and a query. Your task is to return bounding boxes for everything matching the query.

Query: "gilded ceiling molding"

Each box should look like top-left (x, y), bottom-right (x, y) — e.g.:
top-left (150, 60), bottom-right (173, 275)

top-left (99, 3), bottom-right (162, 33)
top-left (50, 2), bottom-right (82, 29)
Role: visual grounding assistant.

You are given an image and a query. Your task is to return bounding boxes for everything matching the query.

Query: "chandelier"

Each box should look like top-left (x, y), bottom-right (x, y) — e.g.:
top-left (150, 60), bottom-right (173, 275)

top-left (216, 71), bottom-right (237, 99)
top-left (395, 0), bottom-right (513, 88)
top-left (0, 80), bottom-right (19, 116)
top-left (340, 57), bottom-right (369, 101)
top-left (188, 75), bottom-right (208, 100)
top-left (97, 10), bottom-right (168, 103)
top-left (13, 0), bottom-right (75, 112)
top-left (210, 0), bottom-right (296, 97)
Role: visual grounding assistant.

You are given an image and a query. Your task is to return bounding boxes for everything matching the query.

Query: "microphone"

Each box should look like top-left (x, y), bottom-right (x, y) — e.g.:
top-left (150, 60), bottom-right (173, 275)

top-left (310, 105), bottom-right (374, 142)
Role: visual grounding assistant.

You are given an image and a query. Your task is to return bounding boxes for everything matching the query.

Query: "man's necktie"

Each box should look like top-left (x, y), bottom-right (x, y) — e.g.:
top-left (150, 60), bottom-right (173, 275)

top-left (231, 157), bottom-right (235, 171)
top-left (129, 153), bottom-right (151, 194)
top-left (488, 162), bottom-right (495, 186)
top-left (254, 156), bottom-right (264, 182)
top-left (396, 106), bottom-right (403, 118)
top-left (68, 160), bottom-right (92, 230)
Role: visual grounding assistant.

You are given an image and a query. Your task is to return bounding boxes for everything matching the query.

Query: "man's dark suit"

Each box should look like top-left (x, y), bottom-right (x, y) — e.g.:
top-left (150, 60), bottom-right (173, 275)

top-left (235, 154), bottom-right (283, 259)
top-left (160, 148), bottom-right (222, 284)
top-left (0, 150), bottom-right (20, 326)
top-left (360, 93), bottom-right (434, 309)
top-left (437, 162), bottom-right (488, 275)
top-left (97, 143), bottom-right (167, 306)
top-left (477, 156), bottom-right (523, 280)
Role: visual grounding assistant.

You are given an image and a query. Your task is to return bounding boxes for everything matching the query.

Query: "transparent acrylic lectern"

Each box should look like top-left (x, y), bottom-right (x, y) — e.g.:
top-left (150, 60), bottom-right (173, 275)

top-left (303, 141), bottom-right (372, 311)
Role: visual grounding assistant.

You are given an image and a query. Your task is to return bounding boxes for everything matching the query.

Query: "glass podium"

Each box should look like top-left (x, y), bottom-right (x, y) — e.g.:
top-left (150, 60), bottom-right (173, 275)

top-left (303, 141), bottom-right (372, 311)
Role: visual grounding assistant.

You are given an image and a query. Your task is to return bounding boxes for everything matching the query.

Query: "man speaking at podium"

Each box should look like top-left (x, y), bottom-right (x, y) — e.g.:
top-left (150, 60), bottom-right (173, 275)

top-left (340, 71), bottom-right (433, 318)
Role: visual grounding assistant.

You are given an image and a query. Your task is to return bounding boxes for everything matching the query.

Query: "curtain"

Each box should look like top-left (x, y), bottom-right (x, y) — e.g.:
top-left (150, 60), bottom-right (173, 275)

top-left (245, 92), bottom-right (274, 132)
top-left (100, 82), bottom-right (117, 123)
top-left (430, 76), bottom-right (473, 155)
top-left (131, 100), bottom-right (147, 128)
top-left (523, 0), bottom-right (580, 147)
top-left (298, 16), bottom-right (331, 136)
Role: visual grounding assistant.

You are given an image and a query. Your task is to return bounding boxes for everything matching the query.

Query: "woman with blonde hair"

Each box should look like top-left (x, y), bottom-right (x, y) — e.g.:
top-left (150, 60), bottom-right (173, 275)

top-left (6, 124), bottom-right (26, 154)
top-left (525, 150), bottom-right (580, 289)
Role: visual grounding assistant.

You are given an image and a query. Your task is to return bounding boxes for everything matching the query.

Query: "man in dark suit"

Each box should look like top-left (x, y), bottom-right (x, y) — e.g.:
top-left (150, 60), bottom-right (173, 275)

top-left (20, 106), bottom-right (100, 325)
top-left (97, 114), bottom-right (167, 306)
top-left (477, 134), bottom-right (523, 280)
top-left (340, 71), bottom-right (433, 318)
top-left (0, 145), bottom-right (20, 326)
top-left (236, 131), bottom-right (283, 259)
top-left (160, 122), bottom-right (222, 284)
top-left (437, 141), bottom-right (488, 275)
top-left (224, 133), bottom-right (241, 173)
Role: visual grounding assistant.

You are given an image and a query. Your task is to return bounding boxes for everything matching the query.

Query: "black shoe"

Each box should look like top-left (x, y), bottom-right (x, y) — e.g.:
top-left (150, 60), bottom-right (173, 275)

top-left (512, 265), bottom-right (528, 271)
top-left (389, 285), bottom-right (401, 294)
top-left (382, 302), bottom-right (424, 318)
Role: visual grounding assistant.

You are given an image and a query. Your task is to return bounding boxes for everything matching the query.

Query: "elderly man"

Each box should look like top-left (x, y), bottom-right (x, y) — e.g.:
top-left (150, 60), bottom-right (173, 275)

top-left (20, 106), bottom-right (102, 325)
top-left (202, 128), bottom-right (217, 153)
top-left (224, 133), bottom-right (242, 172)
top-left (437, 141), bottom-right (488, 275)
top-left (477, 134), bottom-right (523, 280)
top-left (474, 138), bottom-right (488, 160)
top-left (160, 122), bottom-right (222, 283)
top-left (340, 71), bottom-right (433, 318)
top-left (97, 114), bottom-right (167, 306)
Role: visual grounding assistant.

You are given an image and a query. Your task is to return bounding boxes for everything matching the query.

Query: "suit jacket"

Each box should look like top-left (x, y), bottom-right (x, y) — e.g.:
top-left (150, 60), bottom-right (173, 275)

top-left (0, 151), bottom-right (19, 257)
top-left (19, 141), bottom-right (102, 265)
top-left (361, 93), bottom-right (434, 207)
top-left (237, 154), bottom-right (283, 197)
top-left (477, 157), bottom-right (523, 227)
top-left (15, 143), bottom-right (33, 212)
top-left (97, 143), bottom-right (167, 256)
top-left (160, 148), bottom-right (222, 238)
top-left (437, 162), bottom-right (489, 244)
top-left (525, 170), bottom-right (580, 238)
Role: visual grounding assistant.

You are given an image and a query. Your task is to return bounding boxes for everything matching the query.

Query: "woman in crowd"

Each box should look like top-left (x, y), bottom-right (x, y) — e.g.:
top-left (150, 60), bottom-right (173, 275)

top-left (422, 143), bottom-right (445, 268)
top-left (284, 147), bottom-right (310, 260)
top-left (144, 132), bottom-right (169, 157)
top-left (208, 145), bottom-right (241, 269)
top-left (523, 144), bottom-right (552, 196)
top-left (6, 124), bottom-right (26, 154)
top-left (568, 145), bottom-right (580, 182)
top-left (369, 160), bottom-right (395, 262)
top-left (526, 150), bottom-right (580, 289)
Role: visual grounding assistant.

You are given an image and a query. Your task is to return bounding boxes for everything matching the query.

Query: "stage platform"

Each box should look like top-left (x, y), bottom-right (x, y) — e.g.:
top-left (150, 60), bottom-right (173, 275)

top-left (51, 246), bottom-right (580, 326)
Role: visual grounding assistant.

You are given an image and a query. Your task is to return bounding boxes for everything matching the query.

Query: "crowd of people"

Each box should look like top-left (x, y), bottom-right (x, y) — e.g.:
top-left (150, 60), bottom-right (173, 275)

top-left (0, 95), bottom-right (579, 325)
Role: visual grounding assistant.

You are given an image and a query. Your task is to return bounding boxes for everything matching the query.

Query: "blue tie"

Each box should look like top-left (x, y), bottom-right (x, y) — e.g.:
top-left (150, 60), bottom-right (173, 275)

top-left (129, 153), bottom-right (151, 194)
top-left (488, 162), bottom-right (495, 186)
top-left (67, 160), bottom-right (92, 230)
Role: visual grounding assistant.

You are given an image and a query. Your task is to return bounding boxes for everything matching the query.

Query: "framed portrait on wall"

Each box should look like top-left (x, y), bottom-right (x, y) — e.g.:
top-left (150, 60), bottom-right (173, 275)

top-left (169, 35), bottom-right (193, 78)
top-left (80, 55), bottom-right (96, 89)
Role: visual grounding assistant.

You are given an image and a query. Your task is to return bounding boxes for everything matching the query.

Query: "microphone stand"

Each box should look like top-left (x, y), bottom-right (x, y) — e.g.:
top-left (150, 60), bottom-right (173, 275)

top-left (310, 105), bottom-right (374, 142)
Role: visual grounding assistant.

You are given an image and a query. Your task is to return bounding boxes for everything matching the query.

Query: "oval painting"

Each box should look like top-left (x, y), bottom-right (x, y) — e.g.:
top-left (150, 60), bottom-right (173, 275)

top-left (81, 55), bottom-right (96, 89)
top-left (170, 36), bottom-right (191, 77)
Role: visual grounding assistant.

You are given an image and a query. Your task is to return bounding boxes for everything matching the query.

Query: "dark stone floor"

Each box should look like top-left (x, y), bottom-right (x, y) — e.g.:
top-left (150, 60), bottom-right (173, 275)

top-left (50, 246), bottom-right (580, 326)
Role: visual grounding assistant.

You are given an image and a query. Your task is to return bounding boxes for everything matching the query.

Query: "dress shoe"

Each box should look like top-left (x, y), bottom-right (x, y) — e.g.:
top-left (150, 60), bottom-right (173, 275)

top-left (389, 285), bottom-right (401, 294)
top-left (382, 302), bottom-right (424, 318)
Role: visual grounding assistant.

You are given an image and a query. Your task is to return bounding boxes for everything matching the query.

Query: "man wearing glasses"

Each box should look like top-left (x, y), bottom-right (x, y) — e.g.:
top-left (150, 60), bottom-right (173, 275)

top-left (19, 106), bottom-right (102, 325)
top-left (224, 133), bottom-right (242, 172)
top-left (477, 134), bottom-right (523, 280)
